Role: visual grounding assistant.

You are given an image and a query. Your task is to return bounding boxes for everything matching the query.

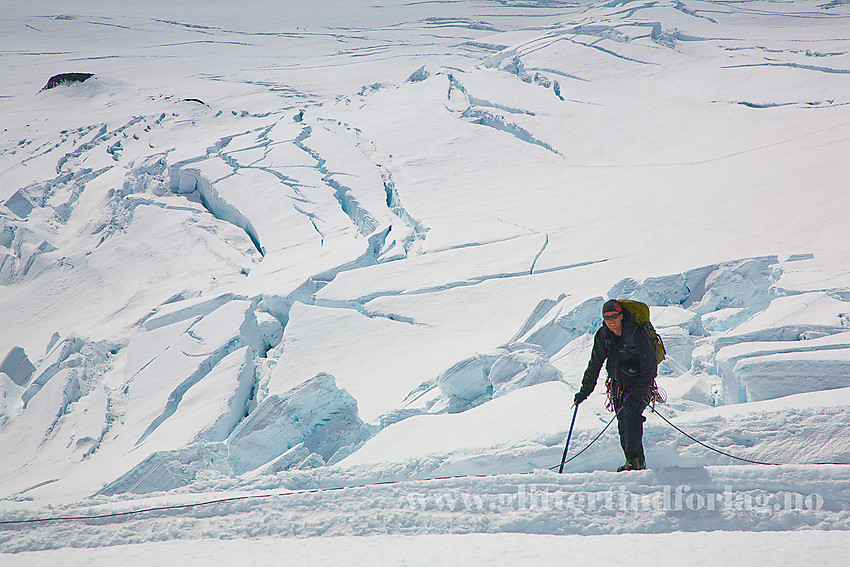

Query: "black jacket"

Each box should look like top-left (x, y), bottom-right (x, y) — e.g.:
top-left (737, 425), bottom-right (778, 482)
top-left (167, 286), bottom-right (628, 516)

top-left (579, 311), bottom-right (657, 402)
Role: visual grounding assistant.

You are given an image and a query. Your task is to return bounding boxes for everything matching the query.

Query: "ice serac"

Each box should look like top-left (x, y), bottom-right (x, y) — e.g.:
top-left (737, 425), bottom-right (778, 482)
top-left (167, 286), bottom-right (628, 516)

top-left (729, 349), bottom-right (850, 403)
top-left (405, 65), bottom-right (430, 83)
top-left (227, 373), bottom-right (369, 475)
top-left (515, 296), bottom-right (605, 357)
top-left (0, 346), bottom-right (36, 387)
top-left (97, 369), bottom-right (364, 495)
top-left (651, 305), bottom-right (707, 373)
top-left (394, 342), bottom-right (564, 419)
top-left (0, 222), bottom-right (58, 285)
top-left (4, 190), bottom-right (34, 219)
top-left (122, 299), bottom-right (263, 448)
top-left (21, 367), bottom-right (83, 440)
top-left (140, 293), bottom-right (237, 331)
top-left (144, 346), bottom-right (257, 445)
top-left (21, 336), bottom-right (106, 406)
top-left (713, 292), bottom-right (850, 403)
top-left (98, 442), bottom-right (233, 496)
top-left (0, 373), bottom-right (23, 426)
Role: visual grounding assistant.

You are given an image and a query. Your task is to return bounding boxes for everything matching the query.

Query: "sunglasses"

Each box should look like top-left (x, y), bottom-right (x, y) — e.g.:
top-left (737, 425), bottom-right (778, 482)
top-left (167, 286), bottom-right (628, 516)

top-left (603, 313), bottom-right (621, 321)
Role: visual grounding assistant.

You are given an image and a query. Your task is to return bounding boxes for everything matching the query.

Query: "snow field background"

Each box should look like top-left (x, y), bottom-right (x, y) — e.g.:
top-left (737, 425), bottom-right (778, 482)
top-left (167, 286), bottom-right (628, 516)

top-left (1, 0), bottom-right (850, 562)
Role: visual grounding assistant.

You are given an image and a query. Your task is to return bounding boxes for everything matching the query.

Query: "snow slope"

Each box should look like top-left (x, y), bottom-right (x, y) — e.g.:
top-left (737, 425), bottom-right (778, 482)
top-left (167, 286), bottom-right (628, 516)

top-left (1, 0), bottom-right (849, 561)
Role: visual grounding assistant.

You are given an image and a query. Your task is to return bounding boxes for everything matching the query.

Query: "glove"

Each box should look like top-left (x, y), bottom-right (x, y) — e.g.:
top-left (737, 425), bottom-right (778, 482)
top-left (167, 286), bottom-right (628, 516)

top-left (573, 392), bottom-right (587, 406)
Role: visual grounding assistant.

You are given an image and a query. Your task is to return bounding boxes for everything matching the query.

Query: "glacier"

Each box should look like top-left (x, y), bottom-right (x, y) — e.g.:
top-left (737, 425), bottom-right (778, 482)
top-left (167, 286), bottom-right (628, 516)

top-left (1, 0), bottom-right (849, 563)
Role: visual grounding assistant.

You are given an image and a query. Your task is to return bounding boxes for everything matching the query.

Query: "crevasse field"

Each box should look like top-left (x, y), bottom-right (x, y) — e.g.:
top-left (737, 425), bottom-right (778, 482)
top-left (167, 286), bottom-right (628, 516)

top-left (1, 0), bottom-right (849, 564)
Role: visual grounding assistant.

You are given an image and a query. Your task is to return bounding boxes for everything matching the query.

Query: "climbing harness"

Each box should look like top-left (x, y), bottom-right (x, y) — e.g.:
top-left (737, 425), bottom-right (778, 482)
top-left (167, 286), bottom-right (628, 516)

top-left (604, 377), bottom-right (666, 413)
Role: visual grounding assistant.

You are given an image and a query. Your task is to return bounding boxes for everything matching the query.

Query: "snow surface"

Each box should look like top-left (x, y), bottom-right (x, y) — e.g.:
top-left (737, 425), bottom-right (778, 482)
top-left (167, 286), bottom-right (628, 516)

top-left (3, 532), bottom-right (850, 567)
top-left (1, 0), bottom-right (849, 562)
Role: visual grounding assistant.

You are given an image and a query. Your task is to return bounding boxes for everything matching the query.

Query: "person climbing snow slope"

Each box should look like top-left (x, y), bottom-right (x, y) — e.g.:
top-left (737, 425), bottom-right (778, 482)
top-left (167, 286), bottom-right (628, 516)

top-left (574, 299), bottom-right (658, 471)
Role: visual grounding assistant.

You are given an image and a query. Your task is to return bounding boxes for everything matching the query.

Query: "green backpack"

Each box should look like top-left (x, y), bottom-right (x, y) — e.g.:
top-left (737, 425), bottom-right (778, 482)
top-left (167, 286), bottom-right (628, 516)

top-left (618, 299), bottom-right (666, 365)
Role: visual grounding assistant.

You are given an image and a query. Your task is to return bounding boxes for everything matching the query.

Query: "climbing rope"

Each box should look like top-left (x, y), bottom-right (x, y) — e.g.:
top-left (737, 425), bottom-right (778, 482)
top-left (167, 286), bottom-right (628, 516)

top-left (0, 472), bottom-right (533, 526)
top-left (0, 492), bottom-right (279, 525)
top-left (550, 401), bottom-right (849, 473)
top-left (648, 405), bottom-right (782, 466)
top-left (548, 410), bottom-right (620, 472)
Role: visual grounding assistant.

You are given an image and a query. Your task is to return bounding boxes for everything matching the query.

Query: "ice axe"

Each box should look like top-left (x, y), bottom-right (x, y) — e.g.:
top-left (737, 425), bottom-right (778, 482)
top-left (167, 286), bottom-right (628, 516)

top-left (558, 403), bottom-right (579, 474)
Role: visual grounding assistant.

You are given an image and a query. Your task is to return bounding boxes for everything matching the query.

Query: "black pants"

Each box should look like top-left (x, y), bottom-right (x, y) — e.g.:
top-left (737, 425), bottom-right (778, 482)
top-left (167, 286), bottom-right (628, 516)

top-left (617, 405), bottom-right (647, 460)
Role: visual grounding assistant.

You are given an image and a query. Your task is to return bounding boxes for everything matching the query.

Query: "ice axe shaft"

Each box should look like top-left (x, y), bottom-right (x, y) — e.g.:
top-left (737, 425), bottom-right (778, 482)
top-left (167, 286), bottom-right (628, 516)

top-left (558, 403), bottom-right (579, 473)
